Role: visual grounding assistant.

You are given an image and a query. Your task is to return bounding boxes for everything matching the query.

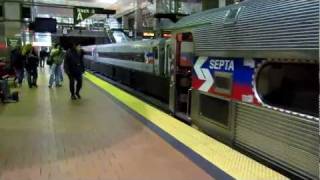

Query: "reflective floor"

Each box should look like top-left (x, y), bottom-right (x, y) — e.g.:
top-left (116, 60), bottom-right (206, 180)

top-left (0, 69), bottom-right (212, 180)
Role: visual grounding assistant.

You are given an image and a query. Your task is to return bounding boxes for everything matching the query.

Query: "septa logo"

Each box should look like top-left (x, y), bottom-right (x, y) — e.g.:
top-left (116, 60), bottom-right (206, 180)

top-left (194, 57), bottom-right (214, 92)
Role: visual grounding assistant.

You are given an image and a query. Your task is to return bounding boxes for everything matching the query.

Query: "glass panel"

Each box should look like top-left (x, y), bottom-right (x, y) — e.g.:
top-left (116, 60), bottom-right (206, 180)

top-left (200, 94), bottom-right (229, 126)
top-left (256, 63), bottom-right (319, 117)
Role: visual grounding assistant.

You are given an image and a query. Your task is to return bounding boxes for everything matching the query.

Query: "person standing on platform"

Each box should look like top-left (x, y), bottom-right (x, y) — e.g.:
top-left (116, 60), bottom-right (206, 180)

top-left (48, 44), bottom-right (64, 88)
top-left (64, 43), bottom-right (84, 100)
top-left (39, 47), bottom-right (48, 68)
top-left (24, 45), bottom-right (39, 88)
top-left (10, 45), bottom-right (24, 87)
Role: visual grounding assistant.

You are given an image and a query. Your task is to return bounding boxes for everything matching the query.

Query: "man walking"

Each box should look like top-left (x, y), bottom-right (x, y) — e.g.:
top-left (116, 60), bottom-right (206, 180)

top-left (39, 48), bottom-right (48, 68)
top-left (64, 43), bottom-right (84, 100)
top-left (24, 45), bottom-right (39, 88)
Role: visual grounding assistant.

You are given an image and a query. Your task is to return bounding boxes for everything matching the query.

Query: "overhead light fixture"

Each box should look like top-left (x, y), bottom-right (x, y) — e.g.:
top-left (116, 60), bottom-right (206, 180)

top-left (96, 0), bottom-right (118, 4)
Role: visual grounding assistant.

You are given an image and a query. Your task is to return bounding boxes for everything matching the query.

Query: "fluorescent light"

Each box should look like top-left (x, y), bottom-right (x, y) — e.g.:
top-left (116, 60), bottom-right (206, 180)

top-left (96, 0), bottom-right (118, 4)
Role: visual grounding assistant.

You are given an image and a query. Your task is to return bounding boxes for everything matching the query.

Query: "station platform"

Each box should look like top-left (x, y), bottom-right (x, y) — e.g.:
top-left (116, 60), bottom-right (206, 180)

top-left (0, 69), bottom-right (287, 180)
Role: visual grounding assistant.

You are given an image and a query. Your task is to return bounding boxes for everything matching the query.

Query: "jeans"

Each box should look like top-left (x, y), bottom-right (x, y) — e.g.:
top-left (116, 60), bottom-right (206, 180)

top-left (14, 68), bottom-right (24, 85)
top-left (59, 66), bottom-right (64, 82)
top-left (68, 74), bottom-right (82, 96)
top-left (27, 68), bottom-right (37, 87)
top-left (49, 64), bottom-right (62, 87)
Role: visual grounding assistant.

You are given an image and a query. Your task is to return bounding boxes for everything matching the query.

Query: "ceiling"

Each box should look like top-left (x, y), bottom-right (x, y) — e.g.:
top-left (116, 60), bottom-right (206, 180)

top-left (21, 0), bottom-right (136, 12)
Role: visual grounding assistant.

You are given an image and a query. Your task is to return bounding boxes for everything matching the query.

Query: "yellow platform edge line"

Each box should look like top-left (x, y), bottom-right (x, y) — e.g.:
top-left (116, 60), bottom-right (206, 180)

top-left (84, 72), bottom-right (288, 180)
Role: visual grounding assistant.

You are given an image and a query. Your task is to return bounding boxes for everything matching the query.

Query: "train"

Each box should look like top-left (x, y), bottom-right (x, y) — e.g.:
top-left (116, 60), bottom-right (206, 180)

top-left (82, 0), bottom-right (319, 179)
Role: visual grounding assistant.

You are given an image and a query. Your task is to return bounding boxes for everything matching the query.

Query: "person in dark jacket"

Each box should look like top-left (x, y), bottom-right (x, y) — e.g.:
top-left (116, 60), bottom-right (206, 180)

top-left (10, 46), bottom-right (24, 87)
top-left (64, 43), bottom-right (84, 100)
top-left (39, 48), bottom-right (48, 68)
top-left (25, 46), bottom-right (39, 88)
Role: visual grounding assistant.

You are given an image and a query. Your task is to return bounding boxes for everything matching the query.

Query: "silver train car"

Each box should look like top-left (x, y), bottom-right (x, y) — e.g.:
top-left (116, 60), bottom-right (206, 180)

top-left (83, 0), bottom-right (319, 179)
top-left (83, 39), bottom-right (171, 103)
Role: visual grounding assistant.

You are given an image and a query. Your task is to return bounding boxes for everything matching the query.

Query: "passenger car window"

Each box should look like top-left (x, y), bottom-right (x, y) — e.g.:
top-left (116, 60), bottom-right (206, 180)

top-left (256, 63), bottom-right (319, 117)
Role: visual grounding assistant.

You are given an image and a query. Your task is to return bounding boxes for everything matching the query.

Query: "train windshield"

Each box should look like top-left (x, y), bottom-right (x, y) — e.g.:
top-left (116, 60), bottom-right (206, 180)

top-left (256, 63), bottom-right (319, 117)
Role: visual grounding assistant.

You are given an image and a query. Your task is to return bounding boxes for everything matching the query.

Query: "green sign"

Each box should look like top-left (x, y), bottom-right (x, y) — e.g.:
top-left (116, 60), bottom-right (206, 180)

top-left (73, 7), bottom-right (96, 25)
top-left (6, 37), bottom-right (20, 48)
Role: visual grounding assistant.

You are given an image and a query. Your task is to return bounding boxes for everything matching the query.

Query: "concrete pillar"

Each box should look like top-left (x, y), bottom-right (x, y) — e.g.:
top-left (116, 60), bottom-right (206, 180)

top-left (219, 0), bottom-right (226, 7)
top-left (0, 2), bottom-right (22, 59)
top-left (122, 15), bottom-right (129, 30)
top-left (134, 0), bottom-right (143, 39)
top-left (3, 2), bottom-right (22, 37)
top-left (202, 0), bottom-right (218, 10)
top-left (202, 0), bottom-right (227, 10)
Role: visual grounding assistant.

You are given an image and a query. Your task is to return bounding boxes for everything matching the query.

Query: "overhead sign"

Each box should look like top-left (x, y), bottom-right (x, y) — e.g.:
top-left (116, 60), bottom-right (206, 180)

top-left (143, 32), bottom-right (155, 37)
top-left (6, 37), bottom-right (20, 48)
top-left (74, 7), bottom-right (96, 25)
top-left (73, 7), bottom-right (116, 25)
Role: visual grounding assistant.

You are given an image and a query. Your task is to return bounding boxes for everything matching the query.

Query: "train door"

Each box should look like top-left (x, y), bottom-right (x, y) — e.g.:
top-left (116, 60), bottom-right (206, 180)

top-left (169, 32), bottom-right (194, 122)
top-left (164, 39), bottom-right (173, 77)
top-left (166, 39), bottom-right (176, 112)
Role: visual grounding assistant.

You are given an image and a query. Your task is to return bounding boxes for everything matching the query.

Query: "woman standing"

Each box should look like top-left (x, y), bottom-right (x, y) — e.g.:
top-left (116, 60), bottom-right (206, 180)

top-left (48, 43), bottom-right (64, 88)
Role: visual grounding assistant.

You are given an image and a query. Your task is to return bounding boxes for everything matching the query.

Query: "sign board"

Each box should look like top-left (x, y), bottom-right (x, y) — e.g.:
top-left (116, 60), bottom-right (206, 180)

top-left (73, 7), bottom-right (96, 25)
top-left (143, 32), bottom-right (155, 37)
top-left (192, 56), bottom-right (263, 105)
top-left (73, 7), bottom-right (116, 25)
top-left (6, 37), bottom-right (20, 48)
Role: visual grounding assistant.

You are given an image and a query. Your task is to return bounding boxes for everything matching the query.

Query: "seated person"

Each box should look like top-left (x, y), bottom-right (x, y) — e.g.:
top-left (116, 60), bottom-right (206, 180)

top-left (0, 78), bottom-right (19, 103)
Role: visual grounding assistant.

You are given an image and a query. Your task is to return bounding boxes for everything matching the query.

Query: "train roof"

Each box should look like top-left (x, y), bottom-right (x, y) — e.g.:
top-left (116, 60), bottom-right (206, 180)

top-left (96, 39), bottom-right (165, 49)
top-left (166, 0), bottom-right (319, 59)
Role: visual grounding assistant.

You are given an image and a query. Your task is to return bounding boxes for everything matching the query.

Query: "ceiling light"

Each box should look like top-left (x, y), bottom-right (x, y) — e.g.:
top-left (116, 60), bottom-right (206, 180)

top-left (96, 0), bottom-right (118, 4)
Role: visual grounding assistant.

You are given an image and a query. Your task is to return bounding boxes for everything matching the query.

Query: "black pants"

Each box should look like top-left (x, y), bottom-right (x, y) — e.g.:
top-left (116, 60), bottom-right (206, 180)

top-left (68, 74), bottom-right (82, 96)
top-left (39, 57), bottom-right (45, 67)
top-left (27, 68), bottom-right (38, 87)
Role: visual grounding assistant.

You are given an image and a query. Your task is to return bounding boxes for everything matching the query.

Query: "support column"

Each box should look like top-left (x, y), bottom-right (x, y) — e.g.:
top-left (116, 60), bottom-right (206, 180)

top-left (202, 0), bottom-right (219, 10)
top-left (219, 0), bottom-right (226, 7)
top-left (134, 0), bottom-right (143, 39)
top-left (0, 1), bottom-right (22, 60)
top-left (122, 15), bottom-right (129, 30)
top-left (3, 2), bottom-right (21, 37)
top-left (202, 0), bottom-right (229, 10)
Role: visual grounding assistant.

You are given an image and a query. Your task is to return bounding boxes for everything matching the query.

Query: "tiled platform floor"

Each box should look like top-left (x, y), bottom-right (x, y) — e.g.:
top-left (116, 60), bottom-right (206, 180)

top-left (0, 69), bottom-right (212, 180)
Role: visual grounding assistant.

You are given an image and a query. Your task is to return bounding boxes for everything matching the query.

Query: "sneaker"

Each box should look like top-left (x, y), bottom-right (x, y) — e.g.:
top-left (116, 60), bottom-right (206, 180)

top-left (71, 95), bottom-right (77, 100)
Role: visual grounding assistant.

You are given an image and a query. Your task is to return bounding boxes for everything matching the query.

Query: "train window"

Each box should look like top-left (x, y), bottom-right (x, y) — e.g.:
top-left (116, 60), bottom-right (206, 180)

top-left (214, 72), bottom-right (233, 95)
top-left (153, 47), bottom-right (158, 59)
top-left (200, 94), bottom-right (229, 126)
top-left (224, 6), bottom-right (243, 25)
top-left (256, 63), bottom-right (319, 117)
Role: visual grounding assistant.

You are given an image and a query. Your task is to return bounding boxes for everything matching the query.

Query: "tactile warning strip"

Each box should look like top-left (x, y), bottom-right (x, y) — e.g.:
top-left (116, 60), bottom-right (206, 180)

top-left (85, 72), bottom-right (288, 180)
